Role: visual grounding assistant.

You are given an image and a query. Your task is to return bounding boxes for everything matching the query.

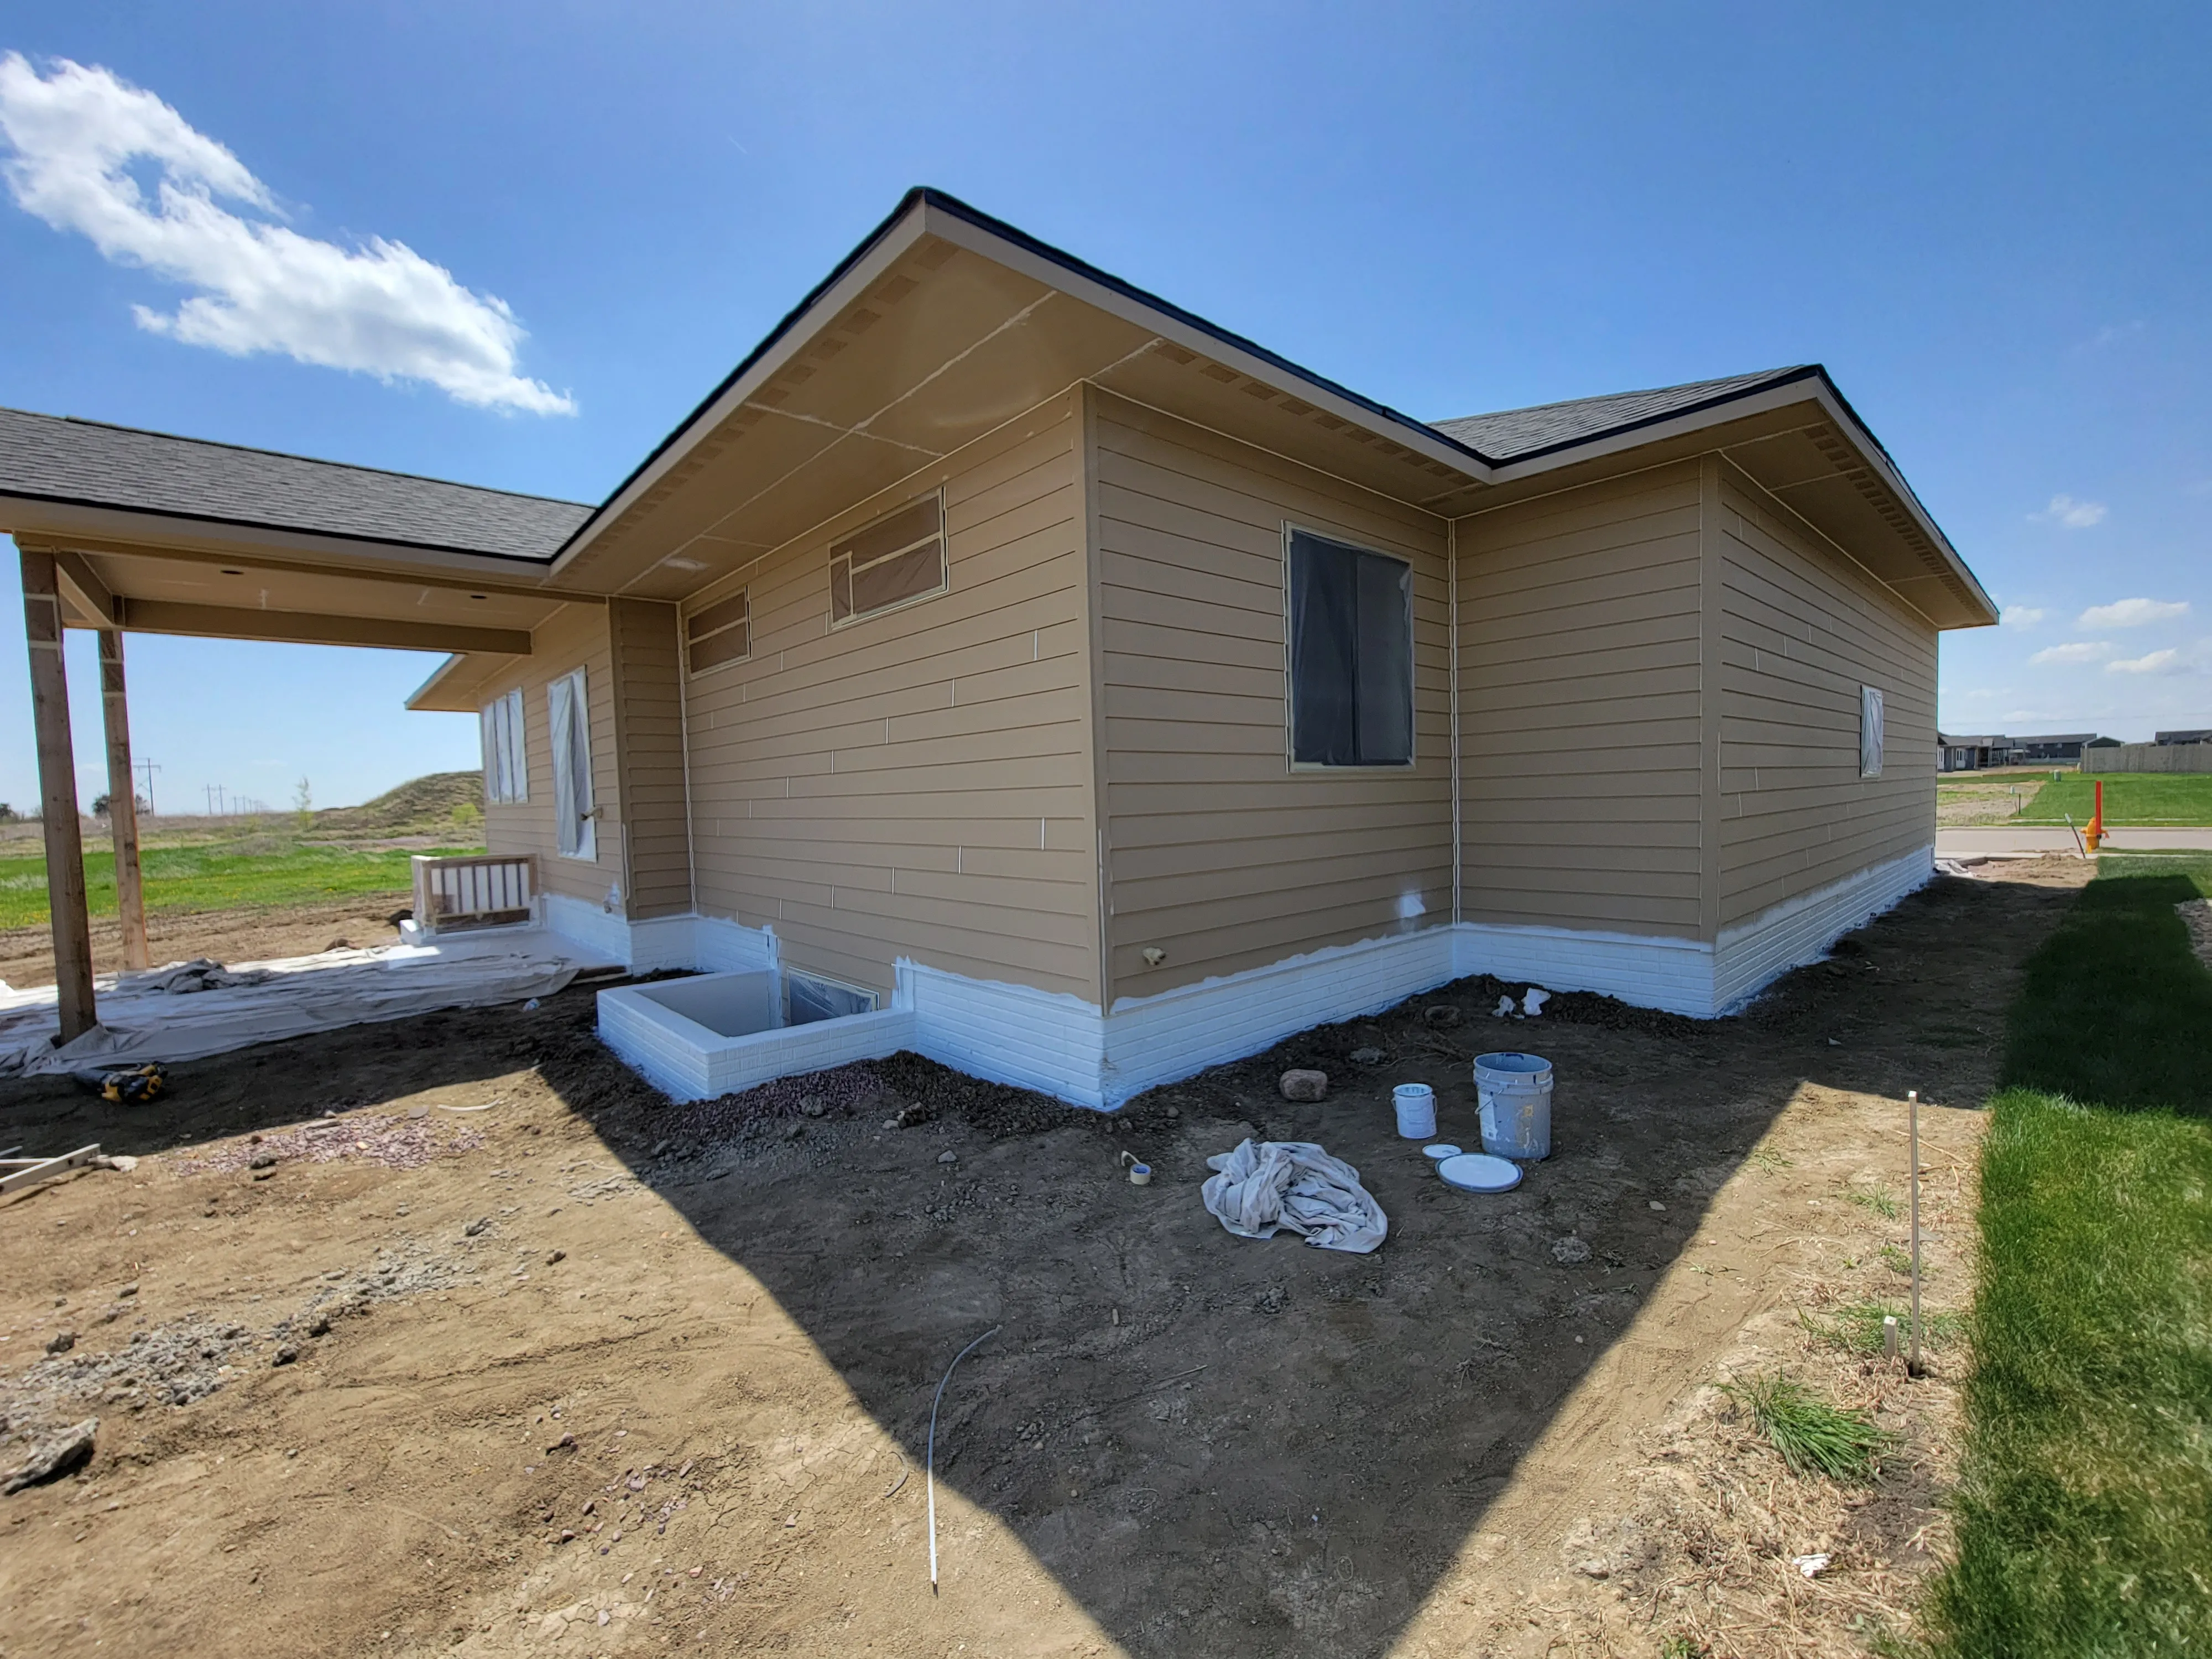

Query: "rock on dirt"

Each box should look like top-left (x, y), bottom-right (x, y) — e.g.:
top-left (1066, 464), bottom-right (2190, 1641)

top-left (1278, 1069), bottom-right (1328, 1102)
top-left (2, 1416), bottom-right (97, 1494)
top-left (1552, 1236), bottom-right (1593, 1265)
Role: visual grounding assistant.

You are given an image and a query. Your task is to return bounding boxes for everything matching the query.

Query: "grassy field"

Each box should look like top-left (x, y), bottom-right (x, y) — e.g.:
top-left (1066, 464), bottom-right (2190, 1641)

top-left (1926, 857), bottom-right (2212, 1656)
top-left (0, 842), bottom-right (474, 931)
top-left (2010, 773), bottom-right (2212, 826)
top-left (0, 770), bottom-right (488, 932)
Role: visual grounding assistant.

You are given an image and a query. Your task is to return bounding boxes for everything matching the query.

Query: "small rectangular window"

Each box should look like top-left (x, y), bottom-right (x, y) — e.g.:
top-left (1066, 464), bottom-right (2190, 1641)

top-left (829, 492), bottom-right (946, 627)
top-left (1287, 528), bottom-right (1414, 768)
top-left (547, 667), bottom-right (597, 860)
top-left (686, 588), bottom-right (750, 674)
top-left (479, 689), bottom-right (527, 804)
top-left (1860, 685), bottom-right (1885, 779)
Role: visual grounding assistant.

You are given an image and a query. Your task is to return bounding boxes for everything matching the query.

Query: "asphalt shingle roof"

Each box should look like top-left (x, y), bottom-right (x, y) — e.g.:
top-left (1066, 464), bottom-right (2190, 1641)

top-left (0, 406), bottom-right (591, 561)
top-left (1432, 366), bottom-right (1813, 463)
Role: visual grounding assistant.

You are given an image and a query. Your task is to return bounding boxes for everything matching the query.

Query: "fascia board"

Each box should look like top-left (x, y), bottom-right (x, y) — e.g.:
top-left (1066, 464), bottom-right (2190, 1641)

top-left (0, 494), bottom-right (585, 591)
top-left (549, 209), bottom-right (936, 578)
top-left (914, 197), bottom-right (1496, 486)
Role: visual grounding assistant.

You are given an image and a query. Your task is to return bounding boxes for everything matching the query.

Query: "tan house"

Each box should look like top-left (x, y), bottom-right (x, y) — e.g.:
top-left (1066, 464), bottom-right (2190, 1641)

top-left (0, 189), bottom-right (1995, 1107)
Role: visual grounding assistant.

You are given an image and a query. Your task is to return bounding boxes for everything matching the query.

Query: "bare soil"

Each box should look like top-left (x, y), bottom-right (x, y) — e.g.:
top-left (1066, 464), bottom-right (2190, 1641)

top-left (0, 860), bottom-right (2088, 1658)
top-left (0, 897), bottom-right (411, 990)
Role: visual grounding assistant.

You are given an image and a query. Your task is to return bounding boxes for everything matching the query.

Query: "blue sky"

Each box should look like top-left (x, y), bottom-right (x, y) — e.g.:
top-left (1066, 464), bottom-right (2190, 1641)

top-left (1, 2), bottom-right (2207, 813)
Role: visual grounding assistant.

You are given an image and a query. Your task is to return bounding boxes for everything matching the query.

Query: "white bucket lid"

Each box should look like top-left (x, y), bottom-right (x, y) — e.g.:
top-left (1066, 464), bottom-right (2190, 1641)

top-left (1437, 1152), bottom-right (1523, 1193)
top-left (1421, 1143), bottom-right (1462, 1160)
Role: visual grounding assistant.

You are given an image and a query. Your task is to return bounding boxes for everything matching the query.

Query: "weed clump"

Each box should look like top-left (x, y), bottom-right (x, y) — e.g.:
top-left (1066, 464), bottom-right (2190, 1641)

top-left (1718, 1373), bottom-right (1897, 1482)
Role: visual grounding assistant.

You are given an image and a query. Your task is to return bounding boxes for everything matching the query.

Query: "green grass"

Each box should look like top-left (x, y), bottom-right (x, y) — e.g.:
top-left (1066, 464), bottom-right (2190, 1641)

top-left (1841, 1181), bottom-right (1903, 1220)
top-left (1924, 856), bottom-right (2212, 1657)
top-left (1718, 1371), bottom-right (1898, 1481)
top-left (2011, 773), bottom-right (2212, 827)
top-left (1803, 1298), bottom-right (1964, 1357)
top-left (0, 843), bottom-right (474, 930)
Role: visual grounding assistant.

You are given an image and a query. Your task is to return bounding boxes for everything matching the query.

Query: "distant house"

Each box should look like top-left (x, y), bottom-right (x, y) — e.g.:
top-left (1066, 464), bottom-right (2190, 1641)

top-left (1938, 732), bottom-right (2111, 771)
top-left (2156, 729), bottom-right (2212, 746)
top-left (1, 188), bottom-right (1999, 1106)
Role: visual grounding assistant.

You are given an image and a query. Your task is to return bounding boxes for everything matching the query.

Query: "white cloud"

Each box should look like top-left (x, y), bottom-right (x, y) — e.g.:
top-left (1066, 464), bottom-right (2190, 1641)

top-left (2032, 494), bottom-right (2107, 528)
top-left (2107, 649), bottom-right (2184, 676)
top-left (2030, 640), bottom-right (2111, 666)
top-left (2078, 597), bottom-right (2190, 629)
top-left (2000, 605), bottom-right (2048, 628)
top-left (0, 54), bottom-right (572, 414)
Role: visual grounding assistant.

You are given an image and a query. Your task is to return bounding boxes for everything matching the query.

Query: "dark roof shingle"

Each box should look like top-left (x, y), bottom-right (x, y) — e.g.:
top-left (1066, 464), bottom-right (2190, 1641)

top-left (0, 407), bottom-right (590, 561)
top-left (1431, 367), bottom-right (1813, 462)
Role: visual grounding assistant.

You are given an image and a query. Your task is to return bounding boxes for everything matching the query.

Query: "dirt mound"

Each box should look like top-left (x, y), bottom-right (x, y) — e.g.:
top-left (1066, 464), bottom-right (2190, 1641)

top-left (309, 770), bottom-right (482, 838)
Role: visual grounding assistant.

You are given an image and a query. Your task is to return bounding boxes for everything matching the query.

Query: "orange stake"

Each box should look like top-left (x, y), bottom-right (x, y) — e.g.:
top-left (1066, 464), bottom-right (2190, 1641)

top-left (2085, 778), bottom-right (2106, 852)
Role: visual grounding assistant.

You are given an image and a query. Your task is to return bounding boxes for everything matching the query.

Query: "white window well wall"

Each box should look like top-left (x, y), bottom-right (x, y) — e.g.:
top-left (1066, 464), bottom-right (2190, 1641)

top-left (1285, 526), bottom-right (1415, 768)
top-left (830, 491), bottom-right (947, 628)
top-left (1860, 685), bottom-right (1885, 779)
top-left (480, 688), bottom-right (527, 804)
top-left (548, 667), bottom-right (597, 860)
top-left (686, 587), bottom-right (750, 675)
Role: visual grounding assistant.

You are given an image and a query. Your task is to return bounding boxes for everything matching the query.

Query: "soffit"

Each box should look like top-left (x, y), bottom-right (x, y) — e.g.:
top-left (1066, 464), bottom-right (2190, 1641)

top-left (557, 233), bottom-right (1490, 601)
top-left (1455, 399), bottom-right (1995, 630)
top-left (67, 546), bottom-right (573, 634)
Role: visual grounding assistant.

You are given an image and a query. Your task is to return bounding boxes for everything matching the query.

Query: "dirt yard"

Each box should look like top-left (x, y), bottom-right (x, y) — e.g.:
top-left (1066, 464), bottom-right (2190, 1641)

top-left (0, 860), bottom-right (2088, 1658)
top-left (0, 897), bottom-right (411, 992)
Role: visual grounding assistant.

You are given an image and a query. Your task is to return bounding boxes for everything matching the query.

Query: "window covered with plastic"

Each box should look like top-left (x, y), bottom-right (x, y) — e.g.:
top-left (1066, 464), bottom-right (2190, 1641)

top-left (1287, 529), bottom-right (1413, 767)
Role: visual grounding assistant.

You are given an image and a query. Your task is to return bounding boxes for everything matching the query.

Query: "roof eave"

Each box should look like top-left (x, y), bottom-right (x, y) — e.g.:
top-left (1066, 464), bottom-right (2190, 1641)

top-left (548, 189), bottom-right (1496, 575)
top-left (1479, 370), bottom-right (1997, 629)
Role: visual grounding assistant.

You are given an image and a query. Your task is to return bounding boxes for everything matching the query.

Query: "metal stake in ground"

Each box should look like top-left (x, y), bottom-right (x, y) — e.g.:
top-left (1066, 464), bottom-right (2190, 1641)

top-left (1908, 1088), bottom-right (1923, 1373)
top-left (927, 1324), bottom-right (1000, 1594)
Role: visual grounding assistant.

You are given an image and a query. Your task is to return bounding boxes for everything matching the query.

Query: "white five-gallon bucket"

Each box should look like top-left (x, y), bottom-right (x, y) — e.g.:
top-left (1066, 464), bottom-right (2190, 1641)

top-left (1392, 1083), bottom-right (1437, 1140)
top-left (1473, 1052), bottom-right (1552, 1160)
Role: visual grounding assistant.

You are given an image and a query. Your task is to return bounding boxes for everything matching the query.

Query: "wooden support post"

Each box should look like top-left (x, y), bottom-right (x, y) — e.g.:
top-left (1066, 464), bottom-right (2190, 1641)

top-left (98, 628), bottom-right (149, 971)
top-left (19, 549), bottom-right (97, 1039)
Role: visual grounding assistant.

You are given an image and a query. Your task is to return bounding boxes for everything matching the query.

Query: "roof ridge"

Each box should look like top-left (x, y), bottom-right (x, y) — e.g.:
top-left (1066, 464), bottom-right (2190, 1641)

top-left (0, 406), bottom-right (591, 508)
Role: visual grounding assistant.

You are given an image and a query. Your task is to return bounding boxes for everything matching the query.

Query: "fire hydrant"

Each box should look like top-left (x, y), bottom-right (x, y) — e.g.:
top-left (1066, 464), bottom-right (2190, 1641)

top-left (2083, 779), bottom-right (2106, 852)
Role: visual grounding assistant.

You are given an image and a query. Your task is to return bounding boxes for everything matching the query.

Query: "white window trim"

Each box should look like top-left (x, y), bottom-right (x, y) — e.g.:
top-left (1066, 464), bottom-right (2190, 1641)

top-left (1282, 521), bottom-right (1418, 773)
top-left (548, 667), bottom-right (598, 861)
top-left (827, 488), bottom-right (949, 631)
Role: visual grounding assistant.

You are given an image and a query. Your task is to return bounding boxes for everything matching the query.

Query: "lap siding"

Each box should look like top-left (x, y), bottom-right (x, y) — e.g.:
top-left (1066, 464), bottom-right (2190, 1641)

top-left (680, 388), bottom-right (1099, 1001)
top-left (1091, 389), bottom-right (1453, 995)
top-left (1457, 464), bottom-right (1707, 940)
top-left (1715, 469), bottom-right (1937, 930)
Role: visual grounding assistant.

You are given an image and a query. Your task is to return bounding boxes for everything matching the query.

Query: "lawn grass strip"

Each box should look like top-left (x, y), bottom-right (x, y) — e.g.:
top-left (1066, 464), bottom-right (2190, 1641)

top-left (1926, 853), bottom-right (2212, 1657)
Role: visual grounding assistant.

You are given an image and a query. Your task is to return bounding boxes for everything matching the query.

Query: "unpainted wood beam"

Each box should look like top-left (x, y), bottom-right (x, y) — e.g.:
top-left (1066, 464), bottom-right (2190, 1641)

top-left (19, 549), bottom-right (97, 1040)
top-left (98, 629), bottom-right (149, 971)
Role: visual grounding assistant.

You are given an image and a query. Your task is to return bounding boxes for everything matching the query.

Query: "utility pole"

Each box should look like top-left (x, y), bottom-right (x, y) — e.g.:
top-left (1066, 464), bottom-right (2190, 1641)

top-left (134, 756), bottom-right (159, 817)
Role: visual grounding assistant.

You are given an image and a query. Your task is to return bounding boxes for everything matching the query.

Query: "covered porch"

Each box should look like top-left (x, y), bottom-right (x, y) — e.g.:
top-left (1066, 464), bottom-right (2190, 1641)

top-left (0, 408), bottom-right (612, 1058)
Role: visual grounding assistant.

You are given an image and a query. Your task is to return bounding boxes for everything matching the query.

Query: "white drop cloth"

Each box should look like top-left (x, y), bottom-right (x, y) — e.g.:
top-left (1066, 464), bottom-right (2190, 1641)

top-left (1200, 1139), bottom-right (1389, 1254)
top-left (0, 942), bottom-right (581, 1077)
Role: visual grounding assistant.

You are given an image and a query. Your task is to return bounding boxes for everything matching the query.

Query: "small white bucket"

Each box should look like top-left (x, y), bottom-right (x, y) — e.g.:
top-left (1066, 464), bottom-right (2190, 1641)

top-left (1474, 1052), bottom-right (1552, 1160)
top-left (1392, 1083), bottom-right (1437, 1140)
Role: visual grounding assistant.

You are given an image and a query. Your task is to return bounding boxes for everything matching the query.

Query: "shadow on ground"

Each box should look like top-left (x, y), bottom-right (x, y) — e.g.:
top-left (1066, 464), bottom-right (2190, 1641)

top-left (0, 867), bottom-right (2080, 1656)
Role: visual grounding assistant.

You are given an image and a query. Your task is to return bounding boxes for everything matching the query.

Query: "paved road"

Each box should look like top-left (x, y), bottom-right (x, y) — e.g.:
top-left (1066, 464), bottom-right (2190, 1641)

top-left (1938, 825), bottom-right (2212, 857)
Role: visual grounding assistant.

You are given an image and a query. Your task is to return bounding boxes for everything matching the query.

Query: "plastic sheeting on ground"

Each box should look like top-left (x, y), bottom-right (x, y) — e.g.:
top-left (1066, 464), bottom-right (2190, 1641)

top-left (1200, 1138), bottom-right (1389, 1254)
top-left (0, 941), bottom-right (581, 1077)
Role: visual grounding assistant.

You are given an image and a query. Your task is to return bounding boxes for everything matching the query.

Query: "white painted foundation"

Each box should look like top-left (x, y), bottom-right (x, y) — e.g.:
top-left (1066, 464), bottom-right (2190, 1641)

top-left (583, 845), bottom-right (1933, 1110)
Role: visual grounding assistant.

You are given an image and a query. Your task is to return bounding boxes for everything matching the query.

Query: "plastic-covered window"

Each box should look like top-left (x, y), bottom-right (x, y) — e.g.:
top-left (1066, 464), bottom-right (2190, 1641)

top-left (1860, 685), bottom-right (1885, 779)
top-left (829, 493), bottom-right (946, 627)
top-left (686, 589), bottom-right (750, 674)
top-left (548, 669), bottom-right (597, 860)
top-left (479, 690), bottom-right (527, 804)
top-left (1287, 530), bottom-right (1413, 767)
